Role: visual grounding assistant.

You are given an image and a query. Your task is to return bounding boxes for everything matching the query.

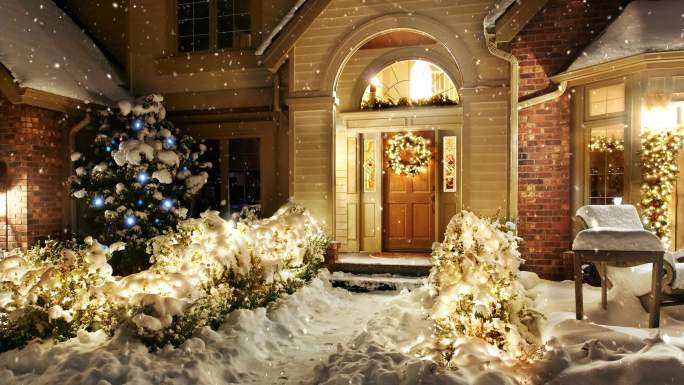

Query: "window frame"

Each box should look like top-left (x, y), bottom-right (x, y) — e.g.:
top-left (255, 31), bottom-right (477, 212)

top-left (584, 78), bottom-right (626, 122)
top-left (579, 78), bottom-right (630, 206)
top-left (173, 0), bottom-right (260, 54)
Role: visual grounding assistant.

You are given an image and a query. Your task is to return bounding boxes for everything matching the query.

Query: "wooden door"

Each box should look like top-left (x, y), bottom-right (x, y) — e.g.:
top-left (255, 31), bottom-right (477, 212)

top-left (383, 131), bottom-right (435, 251)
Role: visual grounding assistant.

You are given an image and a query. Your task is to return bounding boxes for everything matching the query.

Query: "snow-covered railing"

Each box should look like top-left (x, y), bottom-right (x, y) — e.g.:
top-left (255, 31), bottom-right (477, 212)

top-left (0, 203), bottom-right (328, 351)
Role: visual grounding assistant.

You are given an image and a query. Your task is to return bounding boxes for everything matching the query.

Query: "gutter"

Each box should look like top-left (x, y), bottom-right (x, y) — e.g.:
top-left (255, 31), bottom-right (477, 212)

top-left (518, 81), bottom-right (568, 110)
top-left (484, 0), bottom-right (520, 219)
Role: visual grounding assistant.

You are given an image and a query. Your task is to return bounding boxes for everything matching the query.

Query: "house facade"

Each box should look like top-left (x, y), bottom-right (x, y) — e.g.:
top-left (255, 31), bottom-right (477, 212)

top-left (2, 0), bottom-right (683, 280)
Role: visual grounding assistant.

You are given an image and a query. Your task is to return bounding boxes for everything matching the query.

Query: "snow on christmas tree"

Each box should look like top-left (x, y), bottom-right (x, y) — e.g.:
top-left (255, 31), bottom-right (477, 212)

top-left (429, 211), bottom-right (542, 362)
top-left (68, 94), bottom-right (210, 273)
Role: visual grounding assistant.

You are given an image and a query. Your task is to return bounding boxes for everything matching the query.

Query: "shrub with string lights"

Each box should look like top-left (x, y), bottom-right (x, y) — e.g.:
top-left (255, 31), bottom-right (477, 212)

top-left (428, 211), bottom-right (541, 364)
top-left (67, 94), bottom-right (210, 273)
top-left (639, 128), bottom-right (683, 246)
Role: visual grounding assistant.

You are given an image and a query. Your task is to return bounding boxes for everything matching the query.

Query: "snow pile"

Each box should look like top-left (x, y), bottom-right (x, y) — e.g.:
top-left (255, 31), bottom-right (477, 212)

top-left (0, 203), bottom-right (327, 351)
top-left (428, 211), bottom-right (542, 362)
top-left (0, 273), bottom-right (359, 385)
top-left (0, 0), bottom-right (130, 105)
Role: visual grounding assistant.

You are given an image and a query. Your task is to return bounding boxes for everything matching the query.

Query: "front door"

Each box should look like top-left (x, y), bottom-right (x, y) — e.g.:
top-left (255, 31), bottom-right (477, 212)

top-left (382, 131), bottom-right (435, 251)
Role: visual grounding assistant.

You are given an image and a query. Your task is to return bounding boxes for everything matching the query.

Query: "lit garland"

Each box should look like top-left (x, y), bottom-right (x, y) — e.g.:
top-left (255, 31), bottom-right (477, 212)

top-left (427, 211), bottom-right (541, 364)
top-left (639, 128), bottom-right (684, 246)
top-left (589, 135), bottom-right (625, 153)
top-left (386, 132), bottom-right (431, 176)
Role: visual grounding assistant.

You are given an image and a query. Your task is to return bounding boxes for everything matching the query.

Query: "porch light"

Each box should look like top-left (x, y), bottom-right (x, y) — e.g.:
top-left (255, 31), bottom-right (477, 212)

top-left (409, 60), bottom-right (432, 101)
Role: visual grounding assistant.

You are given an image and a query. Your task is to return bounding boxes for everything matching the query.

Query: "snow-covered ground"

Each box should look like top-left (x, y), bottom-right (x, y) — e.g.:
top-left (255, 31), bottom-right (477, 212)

top-left (3, 270), bottom-right (684, 385)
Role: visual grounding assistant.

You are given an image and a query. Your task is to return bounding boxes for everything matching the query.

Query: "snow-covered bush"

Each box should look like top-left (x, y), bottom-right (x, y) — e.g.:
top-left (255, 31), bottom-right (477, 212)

top-left (428, 211), bottom-right (541, 363)
top-left (68, 94), bottom-right (210, 273)
top-left (0, 203), bottom-right (327, 352)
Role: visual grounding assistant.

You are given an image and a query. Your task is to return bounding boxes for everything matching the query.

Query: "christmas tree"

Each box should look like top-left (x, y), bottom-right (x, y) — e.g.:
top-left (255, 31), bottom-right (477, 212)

top-left (68, 94), bottom-right (210, 273)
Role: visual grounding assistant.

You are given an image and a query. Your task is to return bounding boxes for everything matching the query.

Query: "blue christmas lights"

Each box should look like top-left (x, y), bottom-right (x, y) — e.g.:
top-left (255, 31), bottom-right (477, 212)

top-left (136, 171), bottom-right (150, 184)
top-left (154, 218), bottom-right (161, 224)
top-left (161, 198), bottom-right (174, 210)
top-left (92, 195), bottom-right (105, 208)
top-left (124, 214), bottom-right (137, 228)
top-left (132, 119), bottom-right (144, 131)
top-left (136, 199), bottom-right (144, 206)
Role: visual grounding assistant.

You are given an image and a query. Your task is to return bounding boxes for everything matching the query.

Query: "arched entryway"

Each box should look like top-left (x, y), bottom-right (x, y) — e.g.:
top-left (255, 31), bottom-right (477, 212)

top-left (332, 29), bottom-right (466, 253)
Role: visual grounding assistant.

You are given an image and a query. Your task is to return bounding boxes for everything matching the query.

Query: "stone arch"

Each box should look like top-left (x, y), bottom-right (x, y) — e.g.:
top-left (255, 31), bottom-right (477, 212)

top-left (344, 47), bottom-right (463, 112)
top-left (321, 13), bottom-right (479, 93)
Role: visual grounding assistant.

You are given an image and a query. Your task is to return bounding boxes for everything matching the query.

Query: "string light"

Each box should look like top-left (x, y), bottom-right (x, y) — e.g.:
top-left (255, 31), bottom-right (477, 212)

top-left (132, 119), bottom-right (144, 131)
top-left (92, 196), bottom-right (105, 208)
top-left (124, 214), bottom-right (137, 228)
top-left (136, 171), bottom-right (150, 184)
top-left (160, 198), bottom-right (174, 211)
top-left (589, 135), bottom-right (624, 153)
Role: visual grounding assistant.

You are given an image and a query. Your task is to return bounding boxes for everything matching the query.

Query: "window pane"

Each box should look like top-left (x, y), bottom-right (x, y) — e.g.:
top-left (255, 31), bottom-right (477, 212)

top-left (229, 138), bottom-right (260, 214)
top-left (217, 16), bottom-right (234, 33)
top-left (177, 0), bottom-right (210, 52)
top-left (217, 0), bottom-right (234, 15)
top-left (588, 123), bottom-right (625, 205)
top-left (235, 14), bottom-right (250, 31)
top-left (235, 0), bottom-right (250, 13)
top-left (217, 32), bottom-right (234, 49)
top-left (588, 83), bottom-right (625, 117)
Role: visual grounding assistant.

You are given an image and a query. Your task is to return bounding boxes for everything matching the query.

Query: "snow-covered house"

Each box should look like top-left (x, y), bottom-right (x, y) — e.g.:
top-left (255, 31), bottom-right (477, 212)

top-left (0, 0), bottom-right (130, 249)
top-left (3, 0), bottom-right (684, 280)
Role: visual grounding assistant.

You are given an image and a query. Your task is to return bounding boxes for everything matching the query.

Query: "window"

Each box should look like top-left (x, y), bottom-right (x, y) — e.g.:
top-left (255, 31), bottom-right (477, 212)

top-left (361, 60), bottom-right (459, 107)
top-left (582, 81), bottom-right (627, 205)
top-left (588, 83), bottom-right (625, 117)
top-left (177, 0), bottom-right (210, 52)
top-left (217, 0), bottom-right (251, 49)
top-left (177, 0), bottom-right (252, 53)
top-left (588, 124), bottom-right (625, 204)
top-left (228, 138), bottom-right (260, 214)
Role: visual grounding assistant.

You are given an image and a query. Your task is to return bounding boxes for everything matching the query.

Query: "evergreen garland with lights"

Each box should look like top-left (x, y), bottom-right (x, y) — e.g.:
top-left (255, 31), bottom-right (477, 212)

top-left (589, 135), bottom-right (625, 153)
top-left (67, 94), bottom-right (211, 273)
top-left (386, 132), bottom-right (431, 176)
top-left (639, 128), bottom-right (684, 246)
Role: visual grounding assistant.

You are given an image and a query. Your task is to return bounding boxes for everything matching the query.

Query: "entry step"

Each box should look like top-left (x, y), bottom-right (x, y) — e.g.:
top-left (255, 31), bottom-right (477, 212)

top-left (330, 271), bottom-right (427, 292)
top-left (332, 252), bottom-right (432, 277)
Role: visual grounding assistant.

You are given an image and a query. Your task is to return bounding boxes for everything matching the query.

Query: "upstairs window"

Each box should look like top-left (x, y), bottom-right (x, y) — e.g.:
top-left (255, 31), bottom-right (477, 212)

top-left (177, 0), bottom-right (252, 53)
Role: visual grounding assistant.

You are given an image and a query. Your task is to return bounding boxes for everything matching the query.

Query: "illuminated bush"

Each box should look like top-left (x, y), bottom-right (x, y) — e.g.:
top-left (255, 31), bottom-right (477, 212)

top-left (429, 211), bottom-right (541, 363)
top-left (0, 203), bottom-right (327, 352)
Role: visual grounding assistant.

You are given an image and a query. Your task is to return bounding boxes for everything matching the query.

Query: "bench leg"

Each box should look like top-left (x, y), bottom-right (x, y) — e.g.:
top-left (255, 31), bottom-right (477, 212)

top-left (574, 253), bottom-right (583, 321)
top-left (650, 255), bottom-right (663, 328)
top-left (600, 262), bottom-right (607, 310)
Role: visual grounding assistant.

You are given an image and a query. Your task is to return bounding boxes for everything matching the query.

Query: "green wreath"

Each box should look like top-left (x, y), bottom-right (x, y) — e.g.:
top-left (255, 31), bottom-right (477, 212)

top-left (386, 132), bottom-right (431, 176)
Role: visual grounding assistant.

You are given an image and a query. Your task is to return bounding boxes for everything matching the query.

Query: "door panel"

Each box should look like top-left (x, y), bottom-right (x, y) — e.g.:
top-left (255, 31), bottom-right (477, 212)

top-left (383, 131), bottom-right (435, 251)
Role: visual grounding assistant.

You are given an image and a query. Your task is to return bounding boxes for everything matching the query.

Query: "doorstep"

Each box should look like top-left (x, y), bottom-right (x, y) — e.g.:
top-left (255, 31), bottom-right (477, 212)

top-left (330, 252), bottom-right (432, 277)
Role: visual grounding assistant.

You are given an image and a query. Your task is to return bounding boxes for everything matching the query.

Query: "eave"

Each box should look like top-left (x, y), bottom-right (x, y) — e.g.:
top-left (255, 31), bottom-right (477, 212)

top-left (495, 0), bottom-right (550, 43)
top-left (259, 0), bottom-right (332, 72)
top-left (552, 51), bottom-right (684, 86)
top-left (0, 65), bottom-right (82, 115)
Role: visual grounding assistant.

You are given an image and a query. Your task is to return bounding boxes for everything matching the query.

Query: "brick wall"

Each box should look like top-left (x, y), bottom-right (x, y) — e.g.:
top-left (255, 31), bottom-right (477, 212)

top-left (510, 0), bottom-right (627, 279)
top-left (0, 94), bottom-right (66, 250)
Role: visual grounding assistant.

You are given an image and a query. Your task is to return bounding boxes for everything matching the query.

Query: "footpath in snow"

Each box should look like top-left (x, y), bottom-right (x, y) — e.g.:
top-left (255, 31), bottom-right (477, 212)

top-left (4, 270), bottom-right (684, 384)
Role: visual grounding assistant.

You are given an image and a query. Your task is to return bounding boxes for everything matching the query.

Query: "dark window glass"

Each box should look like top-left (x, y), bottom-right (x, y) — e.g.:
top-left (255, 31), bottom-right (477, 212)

top-left (228, 138), bottom-right (260, 214)
top-left (177, 0), bottom-right (210, 52)
top-left (216, 0), bottom-right (251, 49)
top-left (192, 140), bottom-right (223, 216)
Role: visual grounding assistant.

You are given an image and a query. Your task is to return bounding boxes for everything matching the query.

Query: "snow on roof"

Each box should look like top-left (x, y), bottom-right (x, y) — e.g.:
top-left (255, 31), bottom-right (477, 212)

top-left (255, 0), bottom-right (308, 56)
top-left (568, 0), bottom-right (684, 71)
top-left (0, 0), bottom-right (130, 106)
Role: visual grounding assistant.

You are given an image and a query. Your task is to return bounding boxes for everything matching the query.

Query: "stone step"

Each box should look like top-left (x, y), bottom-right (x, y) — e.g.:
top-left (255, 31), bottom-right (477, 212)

top-left (330, 271), bottom-right (427, 292)
top-left (330, 253), bottom-right (432, 277)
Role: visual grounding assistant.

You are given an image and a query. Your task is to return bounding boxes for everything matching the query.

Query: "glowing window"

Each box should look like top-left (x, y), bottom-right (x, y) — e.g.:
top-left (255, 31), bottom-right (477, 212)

top-left (588, 83), bottom-right (625, 117)
top-left (362, 60), bottom-right (458, 107)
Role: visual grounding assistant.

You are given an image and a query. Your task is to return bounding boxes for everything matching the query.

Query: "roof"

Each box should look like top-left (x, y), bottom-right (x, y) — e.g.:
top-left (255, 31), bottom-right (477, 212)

top-left (0, 0), bottom-right (130, 106)
top-left (568, 0), bottom-right (684, 71)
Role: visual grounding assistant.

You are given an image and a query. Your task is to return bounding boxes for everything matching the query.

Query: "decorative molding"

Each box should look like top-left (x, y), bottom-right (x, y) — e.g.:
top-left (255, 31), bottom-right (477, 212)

top-left (320, 13), bottom-right (479, 92)
top-left (443, 136), bottom-right (458, 192)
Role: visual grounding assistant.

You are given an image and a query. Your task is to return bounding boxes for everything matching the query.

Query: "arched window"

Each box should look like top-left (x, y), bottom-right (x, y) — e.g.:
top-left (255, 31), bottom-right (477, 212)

top-left (361, 60), bottom-right (458, 109)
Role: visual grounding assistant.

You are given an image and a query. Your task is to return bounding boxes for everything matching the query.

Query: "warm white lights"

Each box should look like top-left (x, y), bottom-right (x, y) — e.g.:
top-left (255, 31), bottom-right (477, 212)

top-left (409, 60), bottom-right (432, 101)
